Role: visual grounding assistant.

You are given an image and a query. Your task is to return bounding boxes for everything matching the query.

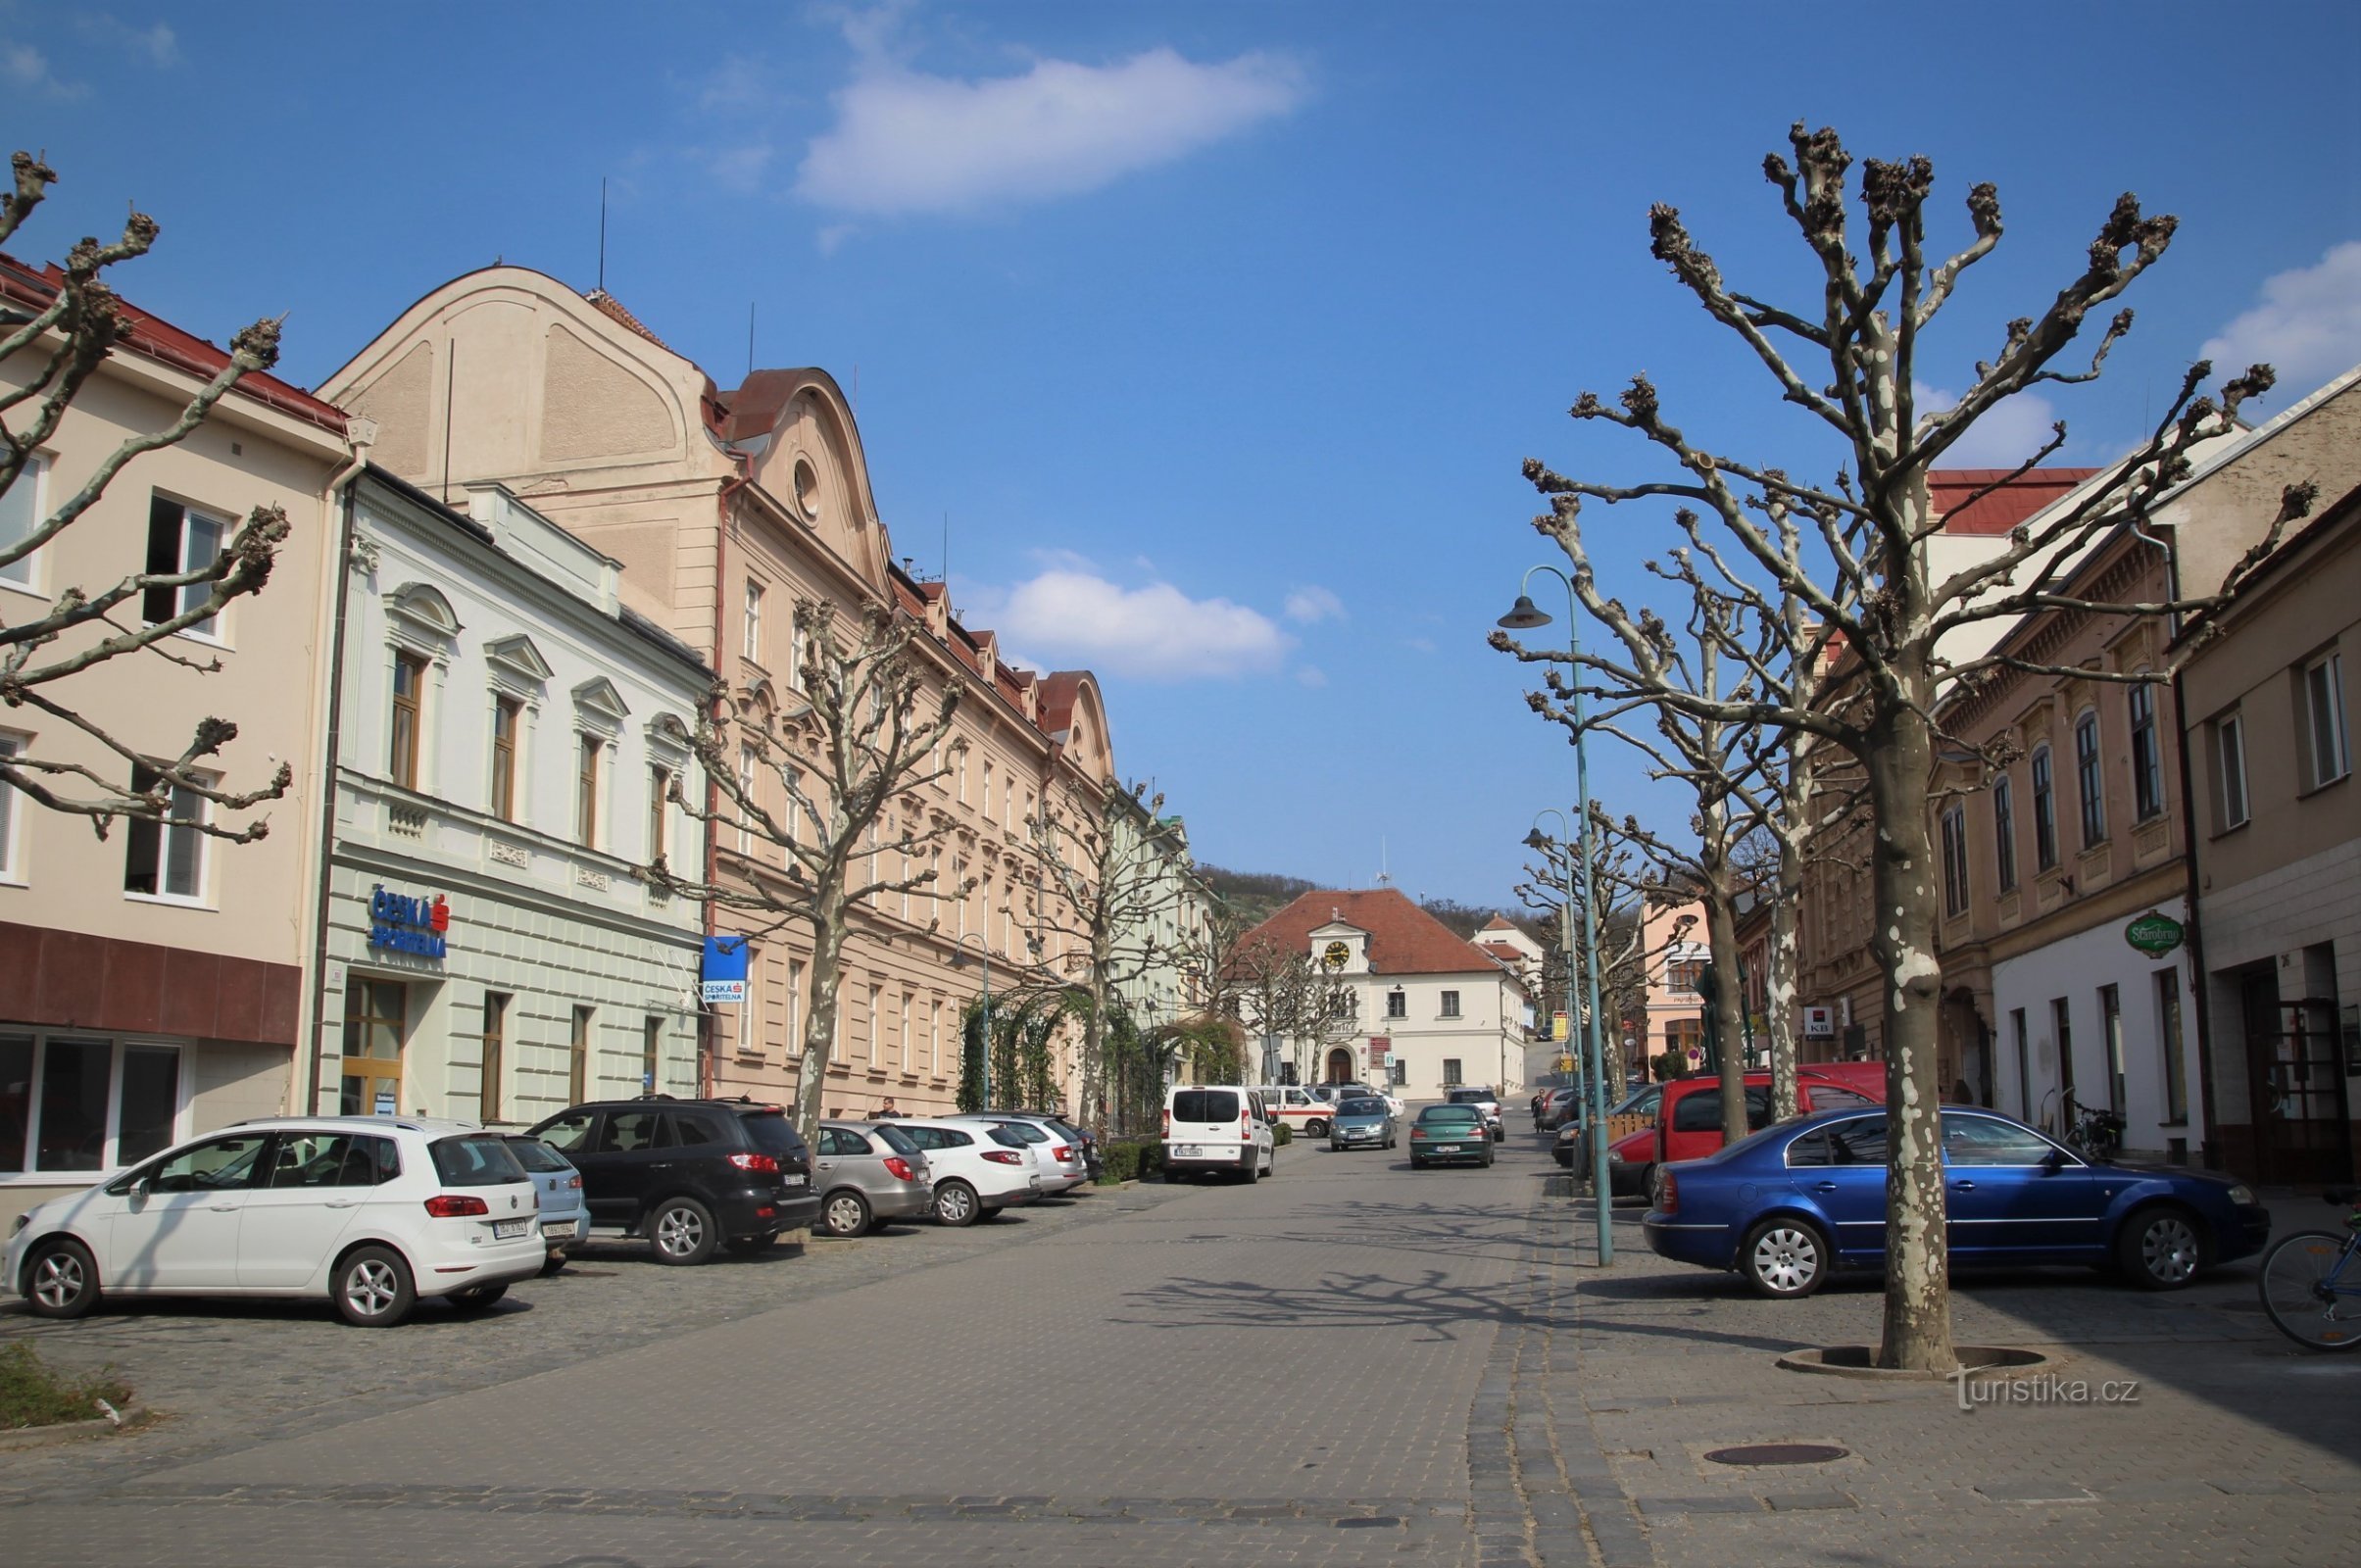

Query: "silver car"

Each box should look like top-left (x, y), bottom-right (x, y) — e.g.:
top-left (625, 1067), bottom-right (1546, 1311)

top-left (1327, 1096), bottom-right (1399, 1152)
top-left (813, 1121), bottom-right (935, 1238)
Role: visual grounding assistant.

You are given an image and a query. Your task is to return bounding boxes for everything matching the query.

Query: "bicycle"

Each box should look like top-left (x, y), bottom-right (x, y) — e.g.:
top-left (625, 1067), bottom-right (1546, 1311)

top-left (2257, 1190), bottom-right (2361, 1350)
top-left (2039, 1089), bottom-right (2126, 1161)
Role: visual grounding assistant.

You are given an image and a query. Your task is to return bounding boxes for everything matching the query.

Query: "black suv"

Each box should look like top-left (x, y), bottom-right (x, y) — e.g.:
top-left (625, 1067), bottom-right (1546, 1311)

top-left (526, 1097), bottom-right (821, 1264)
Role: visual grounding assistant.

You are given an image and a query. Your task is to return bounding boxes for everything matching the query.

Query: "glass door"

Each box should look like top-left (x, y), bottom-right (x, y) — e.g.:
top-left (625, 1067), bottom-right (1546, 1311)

top-left (340, 978), bottom-right (407, 1116)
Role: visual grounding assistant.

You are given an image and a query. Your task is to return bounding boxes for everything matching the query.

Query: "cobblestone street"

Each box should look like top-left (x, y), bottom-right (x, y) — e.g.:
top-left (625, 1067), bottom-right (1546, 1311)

top-left (7, 1130), bottom-right (2361, 1565)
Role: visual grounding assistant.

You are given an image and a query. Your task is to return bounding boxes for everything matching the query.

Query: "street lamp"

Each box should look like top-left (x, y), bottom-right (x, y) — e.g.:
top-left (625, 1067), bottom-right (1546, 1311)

top-left (1500, 567), bottom-right (1613, 1266)
top-left (951, 932), bottom-right (993, 1109)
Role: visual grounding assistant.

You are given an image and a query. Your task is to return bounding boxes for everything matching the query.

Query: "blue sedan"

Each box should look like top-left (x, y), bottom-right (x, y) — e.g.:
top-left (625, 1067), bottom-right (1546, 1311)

top-left (1643, 1106), bottom-right (2270, 1298)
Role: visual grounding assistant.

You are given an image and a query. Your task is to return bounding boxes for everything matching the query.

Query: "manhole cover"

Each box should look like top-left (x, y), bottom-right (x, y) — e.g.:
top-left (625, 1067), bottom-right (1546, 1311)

top-left (1705, 1444), bottom-right (1849, 1467)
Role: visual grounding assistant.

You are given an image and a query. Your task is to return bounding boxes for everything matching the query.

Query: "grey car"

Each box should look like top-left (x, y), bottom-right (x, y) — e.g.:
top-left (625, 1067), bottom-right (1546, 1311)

top-left (813, 1121), bottom-right (936, 1238)
top-left (1327, 1096), bottom-right (1399, 1152)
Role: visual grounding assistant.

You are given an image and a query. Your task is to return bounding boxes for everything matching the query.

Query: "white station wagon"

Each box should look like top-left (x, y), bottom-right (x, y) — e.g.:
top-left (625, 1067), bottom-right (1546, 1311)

top-left (4, 1115), bottom-right (546, 1327)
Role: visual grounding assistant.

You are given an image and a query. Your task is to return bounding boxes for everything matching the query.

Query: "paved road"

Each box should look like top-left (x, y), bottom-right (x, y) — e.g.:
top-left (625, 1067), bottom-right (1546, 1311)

top-left (9, 1124), bottom-right (2361, 1566)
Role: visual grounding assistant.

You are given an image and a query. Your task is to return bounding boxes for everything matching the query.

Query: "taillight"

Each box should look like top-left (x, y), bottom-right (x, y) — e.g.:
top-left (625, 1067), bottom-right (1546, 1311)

top-left (883, 1155), bottom-right (917, 1181)
top-left (1657, 1171), bottom-right (1679, 1215)
top-left (1161, 1109), bottom-right (1170, 1139)
top-left (423, 1194), bottom-right (489, 1218)
top-left (726, 1152), bottom-right (779, 1174)
top-left (566, 1175), bottom-right (582, 1190)
top-left (1049, 1145), bottom-right (1071, 1163)
top-left (982, 1150), bottom-right (1023, 1166)
top-left (1411, 1128), bottom-right (1429, 1140)
top-left (1240, 1111), bottom-right (1251, 1144)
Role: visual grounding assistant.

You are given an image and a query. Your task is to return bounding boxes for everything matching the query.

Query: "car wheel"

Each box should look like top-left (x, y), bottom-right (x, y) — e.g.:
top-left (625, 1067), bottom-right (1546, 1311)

top-left (23, 1237), bottom-right (101, 1320)
top-left (1410, 1156), bottom-right (1425, 1170)
top-left (1330, 1142), bottom-right (1344, 1152)
top-left (725, 1233), bottom-right (779, 1256)
top-left (1740, 1217), bottom-right (1830, 1299)
top-left (2120, 1205), bottom-right (2208, 1290)
top-left (334, 1245), bottom-right (417, 1327)
top-left (1305, 1119), bottom-right (1329, 1138)
top-left (822, 1189), bottom-right (873, 1238)
top-left (537, 1250), bottom-right (568, 1277)
top-left (649, 1197), bottom-right (718, 1265)
top-left (448, 1282), bottom-right (508, 1312)
top-left (935, 1179), bottom-right (982, 1227)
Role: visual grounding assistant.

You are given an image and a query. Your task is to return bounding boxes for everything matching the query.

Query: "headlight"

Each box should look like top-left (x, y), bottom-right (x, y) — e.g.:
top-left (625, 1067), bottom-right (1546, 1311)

top-left (2228, 1184), bottom-right (2256, 1206)
top-left (1607, 1148), bottom-right (1625, 1162)
top-left (8, 1212), bottom-right (25, 1237)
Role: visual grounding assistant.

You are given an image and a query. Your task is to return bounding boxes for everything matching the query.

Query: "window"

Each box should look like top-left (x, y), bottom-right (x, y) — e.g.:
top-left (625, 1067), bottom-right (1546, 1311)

top-left (2011, 1008), bottom-right (2031, 1121)
top-left (479, 992), bottom-right (509, 1124)
top-left (643, 1015), bottom-right (664, 1095)
top-left (899, 993), bottom-right (913, 1071)
top-left (0, 732), bottom-right (21, 880)
top-left (648, 764), bottom-right (672, 864)
top-left (575, 735), bottom-right (600, 848)
top-left (1386, 989), bottom-right (1406, 1019)
top-left (490, 697), bottom-right (521, 821)
top-left (0, 1034), bottom-right (181, 1174)
top-left (0, 451), bottom-right (45, 589)
top-left (2051, 997), bottom-right (2075, 1100)
top-left (265, 1133), bottom-right (399, 1188)
top-left (2128, 682), bottom-right (2164, 820)
top-left (956, 746), bottom-right (969, 804)
top-left (389, 651), bottom-right (426, 790)
top-left (2031, 745), bottom-right (2058, 870)
top-left (736, 746), bottom-right (758, 854)
top-left (865, 983), bottom-right (883, 1064)
top-left (1941, 1113), bottom-right (2056, 1166)
top-left (122, 764), bottom-right (206, 900)
top-left (1992, 774), bottom-right (2017, 893)
top-left (786, 616), bottom-right (806, 691)
top-left (142, 495), bottom-right (228, 636)
top-left (1940, 803), bottom-right (1969, 916)
top-left (2100, 984), bottom-right (2125, 1114)
top-left (786, 958), bottom-right (804, 1057)
top-left (2157, 969), bottom-right (2188, 1124)
top-left (569, 1005), bottom-right (594, 1103)
top-left (2074, 710), bottom-right (2105, 848)
top-left (1442, 1058), bottom-right (1463, 1087)
top-left (743, 580), bottom-right (763, 663)
top-left (1667, 959), bottom-right (1703, 993)
top-left (2302, 652), bottom-right (2350, 789)
top-left (1440, 990), bottom-right (1461, 1019)
top-left (1672, 1087), bottom-right (1774, 1133)
top-left (982, 761), bottom-right (993, 820)
top-left (123, 1130), bottom-right (269, 1193)
top-left (338, 978), bottom-right (407, 1117)
top-left (2214, 712), bottom-right (2249, 830)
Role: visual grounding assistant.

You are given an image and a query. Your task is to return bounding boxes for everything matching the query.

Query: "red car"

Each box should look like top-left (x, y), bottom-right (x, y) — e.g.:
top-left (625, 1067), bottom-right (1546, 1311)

top-left (1603, 1064), bottom-right (1887, 1198)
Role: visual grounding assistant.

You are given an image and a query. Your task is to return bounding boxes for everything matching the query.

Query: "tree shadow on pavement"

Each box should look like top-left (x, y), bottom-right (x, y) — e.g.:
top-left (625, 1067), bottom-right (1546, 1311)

top-left (1112, 1266), bottom-right (1529, 1343)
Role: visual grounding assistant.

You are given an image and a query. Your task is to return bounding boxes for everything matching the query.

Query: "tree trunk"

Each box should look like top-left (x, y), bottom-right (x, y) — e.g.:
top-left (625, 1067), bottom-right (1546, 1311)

top-left (1766, 824), bottom-right (1803, 1123)
top-left (1702, 878), bottom-right (1748, 1147)
top-left (792, 893), bottom-right (848, 1143)
top-left (1867, 676), bottom-right (1954, 1372)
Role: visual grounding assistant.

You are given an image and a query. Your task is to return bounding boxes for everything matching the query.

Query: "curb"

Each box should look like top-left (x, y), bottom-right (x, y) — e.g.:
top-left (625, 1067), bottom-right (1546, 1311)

top-left (0, 1405), bottom-right (147, 1451)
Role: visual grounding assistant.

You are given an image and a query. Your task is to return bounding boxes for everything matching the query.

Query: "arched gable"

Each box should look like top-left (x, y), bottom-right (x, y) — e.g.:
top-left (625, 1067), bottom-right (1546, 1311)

top-left (725, 368), bottom-right (890, 596)
top-left (1038, 670), bottom-right (1114, 789)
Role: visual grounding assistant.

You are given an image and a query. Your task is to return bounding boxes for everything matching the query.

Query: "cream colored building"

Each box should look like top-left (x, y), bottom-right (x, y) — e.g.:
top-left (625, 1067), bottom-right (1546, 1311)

top-left (0, 257), bottom-right (358, 1223)
top-left (320, 270), bottom-right (1115, 1121)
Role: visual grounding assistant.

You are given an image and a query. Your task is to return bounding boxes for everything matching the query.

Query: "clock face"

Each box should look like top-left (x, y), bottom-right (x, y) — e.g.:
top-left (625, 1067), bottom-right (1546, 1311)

top-left (1322, 941), bottom-right (1351, 969)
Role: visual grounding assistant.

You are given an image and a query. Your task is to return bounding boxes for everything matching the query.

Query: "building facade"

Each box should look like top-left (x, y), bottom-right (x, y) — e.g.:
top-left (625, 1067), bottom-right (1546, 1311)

top-left (306, 469), bottom-right (711, 1126)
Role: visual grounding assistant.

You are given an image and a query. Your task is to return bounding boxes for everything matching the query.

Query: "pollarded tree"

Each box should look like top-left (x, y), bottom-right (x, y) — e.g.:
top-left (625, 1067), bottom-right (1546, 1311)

top-left (1, 152), bottom-right (297, 838)
top-left (651, 597), bottom-right (969, 1140)
top-left (1514, 124), bottom-right (2308, 1370)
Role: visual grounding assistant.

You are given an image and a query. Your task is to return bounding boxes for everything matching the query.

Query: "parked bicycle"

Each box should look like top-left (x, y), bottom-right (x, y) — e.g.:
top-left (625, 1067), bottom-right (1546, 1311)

top-left (2258, 1191), bottom-right (2361, 1350)
top-left (2041, 1090), bottom-right (2126, 1161)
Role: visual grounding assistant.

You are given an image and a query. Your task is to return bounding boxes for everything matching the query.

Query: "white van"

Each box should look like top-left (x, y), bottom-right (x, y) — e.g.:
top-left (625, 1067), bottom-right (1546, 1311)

top-left (1163, 1085), bottom-right (1277, 1183)
top-left (1248, 1085), bottom-right (1337, 1138)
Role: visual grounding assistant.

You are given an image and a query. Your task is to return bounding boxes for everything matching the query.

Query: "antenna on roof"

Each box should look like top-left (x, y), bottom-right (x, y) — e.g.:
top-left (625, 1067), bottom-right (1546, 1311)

top-left (597, 176), bottom-right (608, 293)
top-left (747, 301), bottom-right (755, 378)
top-left (1376, 837), bottom-right (1392, 887)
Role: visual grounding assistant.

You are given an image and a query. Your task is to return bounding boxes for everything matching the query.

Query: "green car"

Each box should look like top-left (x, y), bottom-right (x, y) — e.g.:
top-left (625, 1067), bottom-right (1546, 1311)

top-left (1408, 1104), bottom-right (1494, 1168)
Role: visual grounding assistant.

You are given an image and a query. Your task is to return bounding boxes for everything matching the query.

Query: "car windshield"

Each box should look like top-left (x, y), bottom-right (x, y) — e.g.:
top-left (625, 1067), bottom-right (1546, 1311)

top-left (869, 1122), bottom-right (920, 1156)
top-left (1172, 1090), bottom-right (1241, 1123)
top-left (744, 1110), bottom-right (810, 1163)
top-left (1418, 1105), bottom-right (1483, 1124)
top-left (507, 1139), bottom-right (572, 1174)
top-left (429, 1135), bottom-right (527, 1187)
top-left (1338, 1098), bottom-right (1388, 1116)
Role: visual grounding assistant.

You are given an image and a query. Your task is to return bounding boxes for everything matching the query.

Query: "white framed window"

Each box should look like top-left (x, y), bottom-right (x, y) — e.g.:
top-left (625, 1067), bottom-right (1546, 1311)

top-left (0, 731), bottom-right (23, 882)
top-left (982, 761), bottom-right (994, 821)
top-left (123, 764), bottom-right (209, 903)
top-left (899, 992), bottom-right (912, 1071)
top-left (2302, 651), bottom-right (2349, 790)
top-left (2031, 745), bottom-right (2058, 869)
top-left (490, 695), bottom-right (523, 822)
top-left (143, 494), bottom-right (230, 640)
top-left (1941, 802), bottom-right (1970, 916)
top-left (735, 746), bottom-right (757, 855)
top-left (2128, 679), bottom-right (2164, 821)
top-left (1442, 1058), bottom-right (1464, 1088)
top-left (787, 616), bottom-right (806, 693)
top-left (743, 579), bottom-right (763, 664)
top-left (786, 957), bottom-right (805, 1057)
top-left (0, 451), bottom-right (47, 592)
top-left (1440, 990), bottom-right (1461, 1019)
top-left (574, 734), bottom-right (602, 849)
top-left (389, 650), bottom-right (428, 791)
top-left (2074, 709), bottom-right (2105, 848)
top-left (956, 745), bottom-right (970, 804)
top-left (0, 1032), bottom-right (185, 1178)
top-left (2214, 711), bottom-right (2249, 831)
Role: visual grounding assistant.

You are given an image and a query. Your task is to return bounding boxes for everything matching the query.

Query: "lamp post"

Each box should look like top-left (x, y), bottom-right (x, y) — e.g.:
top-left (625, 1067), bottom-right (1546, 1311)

top-left (952, 932), bottom-right (992, 1110)
top-left (1500, 568), bottom-right (1613, 1266)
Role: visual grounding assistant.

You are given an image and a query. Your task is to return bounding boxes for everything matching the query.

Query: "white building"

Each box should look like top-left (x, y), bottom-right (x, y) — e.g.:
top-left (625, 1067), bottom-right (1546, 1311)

top-left (307, 469), bottom-right (711, 1124)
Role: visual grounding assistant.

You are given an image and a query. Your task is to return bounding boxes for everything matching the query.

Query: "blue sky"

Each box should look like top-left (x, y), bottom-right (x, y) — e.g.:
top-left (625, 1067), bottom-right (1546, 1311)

top-left (7, 2), bottom-right (2359, 908)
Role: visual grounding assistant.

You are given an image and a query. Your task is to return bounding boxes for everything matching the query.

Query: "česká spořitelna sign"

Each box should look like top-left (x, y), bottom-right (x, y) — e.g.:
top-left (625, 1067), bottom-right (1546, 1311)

top-left (369, 884), bottom-right (452, 957)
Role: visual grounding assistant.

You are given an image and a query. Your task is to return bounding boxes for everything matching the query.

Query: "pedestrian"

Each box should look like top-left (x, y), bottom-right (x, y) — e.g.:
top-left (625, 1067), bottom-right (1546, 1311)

top-left (875, 1097), bottom-right (904, 1119)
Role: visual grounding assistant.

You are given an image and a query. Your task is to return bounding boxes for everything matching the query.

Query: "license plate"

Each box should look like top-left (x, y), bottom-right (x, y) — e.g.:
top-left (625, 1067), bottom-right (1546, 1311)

top-left (493, 1218), bottom-right (529, 1239)
top-left (780, 1174), bottom-right (808, 1187)
top-left (1433, 1145), bottom-right (1460, 1153)
top-left (1175, 1145), bottom-right (1203, 1158)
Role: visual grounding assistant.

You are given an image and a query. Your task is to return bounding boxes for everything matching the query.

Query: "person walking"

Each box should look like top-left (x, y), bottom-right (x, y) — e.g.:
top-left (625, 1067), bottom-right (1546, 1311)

top-left (875, 1097), bottom-right (904, 1119)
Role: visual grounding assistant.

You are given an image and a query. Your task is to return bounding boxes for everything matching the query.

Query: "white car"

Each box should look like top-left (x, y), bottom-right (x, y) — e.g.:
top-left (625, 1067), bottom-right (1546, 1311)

top-left (947, 1113), bottom-right (1089, 1193)
top-left (3, 1116), bottom-right (546, 1327)
top-left (1163, 1084), bottom-right (1277, 1182)
top-left (890, 1117), bottom-right (1046, 1225)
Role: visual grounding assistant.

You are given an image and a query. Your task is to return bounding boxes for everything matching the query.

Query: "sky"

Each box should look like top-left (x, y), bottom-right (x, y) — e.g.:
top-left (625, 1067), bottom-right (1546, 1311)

top-left (6, 1), bottom-right (2359, 910)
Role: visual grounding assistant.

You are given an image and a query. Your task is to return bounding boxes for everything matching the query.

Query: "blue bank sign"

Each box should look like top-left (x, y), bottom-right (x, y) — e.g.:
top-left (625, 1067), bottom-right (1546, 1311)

top-left (369, 884), bottom-right (451, 958)
top-left (701, 937), bottom-right (749, 1004)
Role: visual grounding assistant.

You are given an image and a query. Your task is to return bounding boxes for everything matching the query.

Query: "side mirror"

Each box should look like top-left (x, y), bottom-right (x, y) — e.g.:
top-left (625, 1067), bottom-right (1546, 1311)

top-left (129, 1176), bottom-right (151, 1200)
top-left (2041, 1148), bottom-right (2066, 1175)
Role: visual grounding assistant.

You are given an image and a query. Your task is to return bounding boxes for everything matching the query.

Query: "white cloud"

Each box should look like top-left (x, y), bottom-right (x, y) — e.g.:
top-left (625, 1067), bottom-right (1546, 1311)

top-left (796, 46), bottom-right (1305, 217)
top-left (695, 143), bottom-right (776, 194)
top-left (1283, 585), bottom-right (1344, 623)
top-left (2202, 241), bottom-right (2361, 402)
top-left (966, 568), bottom-right (1289, 679)
top-left (1295, 665), bottom-right (1329, 688)
top-left (3, 44), bottom-right (84, 98)
top-left (1916, 383), bottom-right (2063, 468)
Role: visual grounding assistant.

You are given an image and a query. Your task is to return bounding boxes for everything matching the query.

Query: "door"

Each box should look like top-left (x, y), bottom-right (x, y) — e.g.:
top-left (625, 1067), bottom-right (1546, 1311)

top-left (2245, 965), bottom-right (2352, 1185)
top-left (107, 1131), bottom-right (272, 1290)
top-left (338, 977), bottom-right (407, 1116)
top-left (535, 1110), bottom-right (620, 1222)
top-left (1787, 1113), bottom-right (1889, 1262)
top-left (590, 1108), bottom-right (673, 1223)
top-left (1939, 1111), bottom-right (2101, 1263)
top-left (1326, 1048), bottom-right (1354, 1085)
top-left (1663, 1085), bottom-right (1772, 1163)
top-left (239, 1132), bottom-right (399, 1287)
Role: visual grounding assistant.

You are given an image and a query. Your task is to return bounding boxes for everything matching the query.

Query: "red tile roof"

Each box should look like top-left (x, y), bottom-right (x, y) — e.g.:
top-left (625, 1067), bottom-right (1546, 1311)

top-left (0, 253), bottom-right (347, 433)
top-left (583, 289), bottom-right (674, 354)
top-left (1929, 467), bottom-right (2101, 536)
top-left (1242, 888), bottom-right (1515, 978)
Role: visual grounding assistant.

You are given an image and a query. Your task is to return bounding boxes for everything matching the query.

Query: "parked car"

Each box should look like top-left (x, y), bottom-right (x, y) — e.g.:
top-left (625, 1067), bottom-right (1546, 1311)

top-left (1163, 1084), bottom-right (1277, 1182)
top-left (812, 1121), bottom-right (937, 1237)
top-left (1444, 1087), bottom-right (1504, 1142)
top-left (1592, 1068), bottom-right (1884, 1194)
top-left (503, 1133), bottom-right (588, 1273)
top-left (1642, 1105), bottom-right (2272, 1298)
top-left (5, 1117), bottom-right (544, 1327)
top-left (1248, 1084), bottom-right (1338, 1138)
top-left (1538, 1087), bottom-right (1585, 1132)
top-left (949, 1113), bottom-right (1089, 1193)
top-left (1327, 1095), bottom-right (1400, 1152)
top-left (890, 1117), bottom-right (1043, 1226)
top-left (529, 1097), bottom-right (821, 1264)
top-left (1408, 1104), bottom-right (1495, 1168)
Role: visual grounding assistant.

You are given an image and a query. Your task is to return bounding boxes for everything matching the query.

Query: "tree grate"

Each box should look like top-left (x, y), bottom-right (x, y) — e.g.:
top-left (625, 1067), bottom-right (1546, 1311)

top-left (1705, 1444), bottom-right (1849, 1467)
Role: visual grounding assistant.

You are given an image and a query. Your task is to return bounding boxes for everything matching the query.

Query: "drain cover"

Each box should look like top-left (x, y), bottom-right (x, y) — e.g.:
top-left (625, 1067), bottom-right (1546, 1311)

top-left (1705, 1444), bottom-right (1849, 1467)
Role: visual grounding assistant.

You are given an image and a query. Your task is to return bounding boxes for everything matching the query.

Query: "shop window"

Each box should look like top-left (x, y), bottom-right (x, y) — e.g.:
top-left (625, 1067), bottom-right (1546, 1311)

top-left (0, 1034), bottom-right (181, 1174)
